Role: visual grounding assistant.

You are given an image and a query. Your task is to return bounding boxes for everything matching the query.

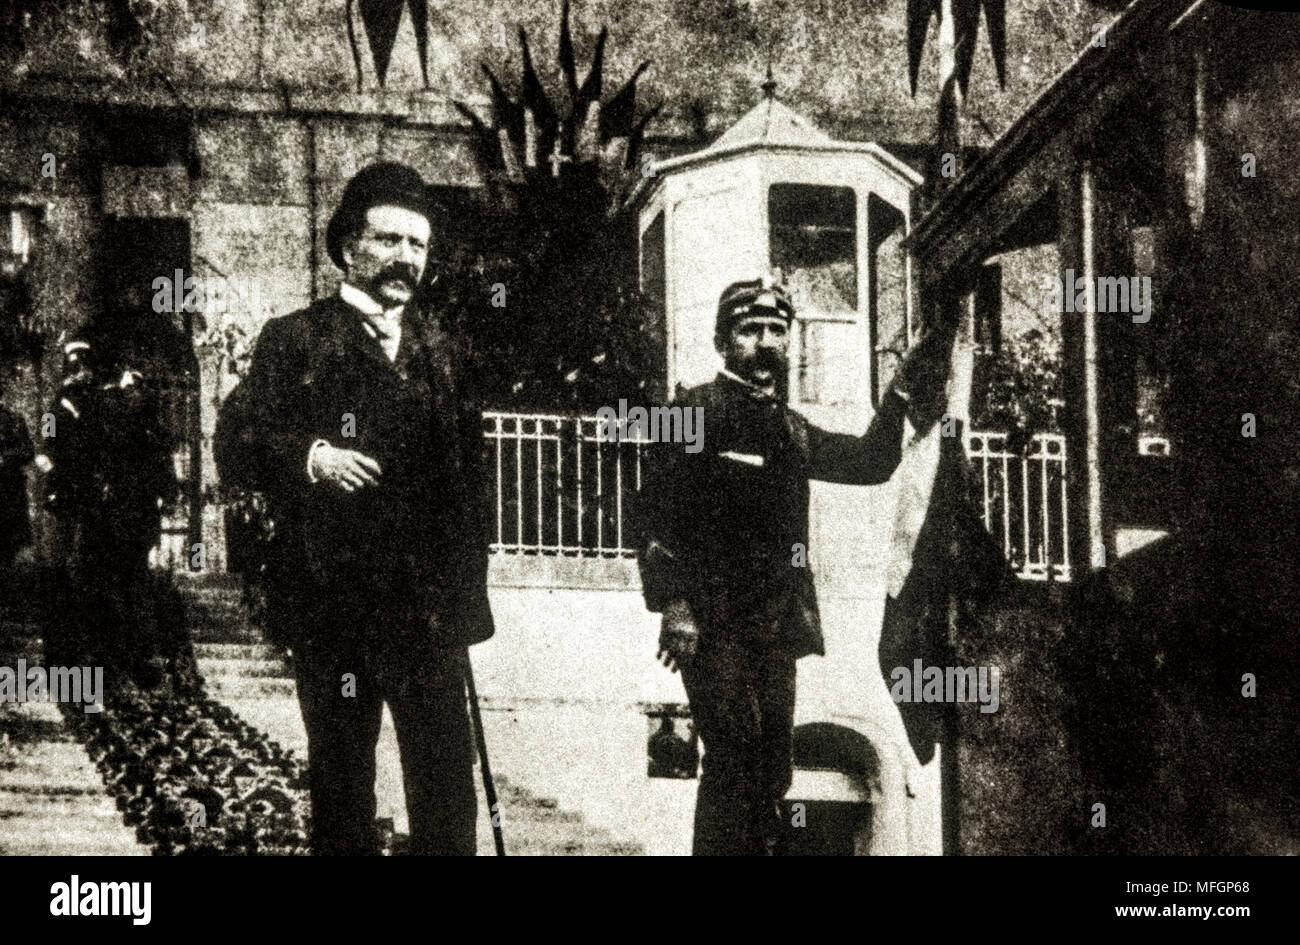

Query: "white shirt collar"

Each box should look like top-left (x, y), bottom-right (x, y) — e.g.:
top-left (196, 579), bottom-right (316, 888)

top-left (340, 282), bottom-right (403, 320)
top-left (719, 366), bottom-right (780, 401)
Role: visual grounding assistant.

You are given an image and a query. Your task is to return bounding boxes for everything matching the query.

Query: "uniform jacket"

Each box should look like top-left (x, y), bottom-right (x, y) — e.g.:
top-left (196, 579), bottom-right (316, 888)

top-left (634, 373), bottom-right (909, 659)
top-left (44, 360), bottom-right (178, 552)
top-left (0, 406), bottom-right (33, 556)
top-left (214, 295), bottom-right (494, 648)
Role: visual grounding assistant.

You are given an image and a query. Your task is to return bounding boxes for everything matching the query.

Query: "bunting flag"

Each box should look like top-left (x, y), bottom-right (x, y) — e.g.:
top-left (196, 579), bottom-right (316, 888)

top-left (905, 0), bottom-right (1007, 96)
top-left (349, 0), bottom-right (430, 90)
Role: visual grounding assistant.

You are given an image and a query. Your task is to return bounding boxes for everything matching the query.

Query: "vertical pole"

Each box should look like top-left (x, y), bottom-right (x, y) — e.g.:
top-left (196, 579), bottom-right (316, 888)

top-left (1058, 162), bottom-right (1111, 575)
top-left (1080, 164), bottom-right (1106, 571)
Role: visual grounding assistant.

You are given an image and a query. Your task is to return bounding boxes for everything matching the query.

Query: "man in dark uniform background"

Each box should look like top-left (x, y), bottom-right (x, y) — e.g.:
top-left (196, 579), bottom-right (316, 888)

top-left (215, 162), bottom-right (495, 855)
top-left (42, 309), bottom-right (190, 687)
top-left (635, 274), bottom-right (934, 856)
top-left (0, 394), bottom-right (33, 575)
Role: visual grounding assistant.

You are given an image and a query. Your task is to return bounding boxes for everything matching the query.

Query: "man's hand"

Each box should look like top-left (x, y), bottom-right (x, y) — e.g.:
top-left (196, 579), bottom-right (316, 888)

top-left (658, 600), bottom-right (699, 673)
top-left (309, 443), bottom-right (383, 493)
top-left (893, 324), bottom-right (955, 411)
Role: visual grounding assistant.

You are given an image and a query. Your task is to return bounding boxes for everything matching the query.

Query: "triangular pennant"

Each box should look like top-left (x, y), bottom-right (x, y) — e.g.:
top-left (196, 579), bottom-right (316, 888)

top-left (357, 0), bottom-right (404, 88)
top-left (559, 0), bottom-right (579, 104)
top-left (984, 0), bottom-right (1008, 89)
top-left (906, 0), bottom-right (939, 96)
top-left (577, 27), bottom-right (608, 105)
top-left (954, 0), bottom-right (982, 98)
top-left (520, 29), bottom-right (558, 165)
top-left (405, 0), bottom-right (430, 88)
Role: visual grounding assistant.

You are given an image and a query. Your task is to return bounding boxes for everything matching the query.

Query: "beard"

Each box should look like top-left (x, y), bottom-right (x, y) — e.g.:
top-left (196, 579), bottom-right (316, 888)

top-left (753, 349), bottom-right (786, 375)
top-left (730, 349), bottom-right (788, 394)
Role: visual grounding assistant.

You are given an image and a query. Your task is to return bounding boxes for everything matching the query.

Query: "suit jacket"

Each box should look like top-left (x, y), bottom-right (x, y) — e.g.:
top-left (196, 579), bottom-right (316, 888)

top-left (214, 295), bottom-right (494, 648)
top-left (634, 373), bottom-right (908, 658)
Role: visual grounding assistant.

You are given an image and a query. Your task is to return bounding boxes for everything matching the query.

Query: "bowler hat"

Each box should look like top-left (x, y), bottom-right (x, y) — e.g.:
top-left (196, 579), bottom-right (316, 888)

top-left (714, 274), bottom-right (795, 350)
top-left (325, 162), bottom-right (433, 270)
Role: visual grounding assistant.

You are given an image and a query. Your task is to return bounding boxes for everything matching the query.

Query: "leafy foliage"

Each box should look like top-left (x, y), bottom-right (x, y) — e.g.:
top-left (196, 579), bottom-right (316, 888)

top-left (971, 328), bottom-right (1064, 451)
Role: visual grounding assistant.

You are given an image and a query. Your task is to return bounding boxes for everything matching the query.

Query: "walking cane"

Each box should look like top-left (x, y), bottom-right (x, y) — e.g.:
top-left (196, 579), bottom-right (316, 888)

top-left (463, 653), bottom-right (506, 855)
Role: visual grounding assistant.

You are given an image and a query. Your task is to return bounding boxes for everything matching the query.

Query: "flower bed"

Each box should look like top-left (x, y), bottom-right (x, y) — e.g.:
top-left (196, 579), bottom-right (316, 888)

top-left (61, 689), bottom-right (309, 856)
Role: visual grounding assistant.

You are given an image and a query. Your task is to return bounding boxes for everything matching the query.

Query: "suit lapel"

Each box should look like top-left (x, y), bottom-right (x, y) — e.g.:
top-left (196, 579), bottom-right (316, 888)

top-left (326, 296), bottom-right (399, 375)
top-left (402, 311), bottom-right (458, 414)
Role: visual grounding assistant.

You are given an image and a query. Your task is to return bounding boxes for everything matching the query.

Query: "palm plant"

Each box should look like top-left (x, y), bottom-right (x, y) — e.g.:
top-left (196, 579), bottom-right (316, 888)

top-left (444, 0), bottom-right (663, 410)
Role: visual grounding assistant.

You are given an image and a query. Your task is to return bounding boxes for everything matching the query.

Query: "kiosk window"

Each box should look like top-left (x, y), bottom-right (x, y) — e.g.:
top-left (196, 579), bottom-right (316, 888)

top-left (769, 184), bottom-right (857, 316)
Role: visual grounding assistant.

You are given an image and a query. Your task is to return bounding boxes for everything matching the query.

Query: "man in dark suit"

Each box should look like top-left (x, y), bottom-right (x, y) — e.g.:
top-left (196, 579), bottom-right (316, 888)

top-left (215, 162), bottom-right (494, 855)
top-left (635, 275), bottom-right (933, 856)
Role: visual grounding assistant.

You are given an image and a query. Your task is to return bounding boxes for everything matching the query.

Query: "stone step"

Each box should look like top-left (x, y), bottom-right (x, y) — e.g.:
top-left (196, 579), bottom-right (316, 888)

top-left (203, 676), bottom-right (299, 699)
top-left (507, 834), bottom-right (643, 856)
top-left (496, 801), bottom-right (583, 824)
top-left (0, 782), bottom-right (106, 798)
top-left (190, 623), bottom-right (267, 645)
top-left (0, 836), bottom-right (147, 856)
top-left (0, 700), bottom-right (147, 856)
top-left (193, 642), bottom-right (283, 662)
top-left (173, 572), bottom-right (244, 592)
top-left (0, 807), bottom-right (131, 831)
top-left (0, 791), bottom-right (126, 819)
top-left (475, 777), bottom-right (639, 852)
top-left (195, 656), bottom-right (288, 679)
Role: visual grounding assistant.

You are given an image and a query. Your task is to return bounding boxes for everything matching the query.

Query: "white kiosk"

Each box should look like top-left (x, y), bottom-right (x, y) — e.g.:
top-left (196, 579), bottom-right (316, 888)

top-left (634, 88), bottom-right (942, 854)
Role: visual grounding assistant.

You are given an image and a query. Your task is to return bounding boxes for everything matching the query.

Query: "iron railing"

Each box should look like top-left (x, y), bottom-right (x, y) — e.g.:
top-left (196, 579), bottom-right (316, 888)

top-left (484, 410), bottom-right (1089, 581)
top-left (965, 431), bottom-right (1070, 582)
top-left (483, 411), bottom-right (649, 557)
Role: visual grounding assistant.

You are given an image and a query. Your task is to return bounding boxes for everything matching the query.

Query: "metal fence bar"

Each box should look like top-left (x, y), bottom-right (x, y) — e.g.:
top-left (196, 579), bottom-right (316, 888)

top-left (615, 439), bottom-right (624, 555)
top-left (1021, 448), bottom-right (1033, 577)
top-left (555, 420), bottom-right (564, 551)
top-left (595, 427), bottom-right (605, 552)
top-left (1059, 441), bottom-right (1071, 581)
top-left (1002, 449), bottom-right (1013, 569)
top-left (514, 417), bottom-right (523, 550)
top-left (576, 425), bottom-right (584, 548)
top-left (494, 415), bottom-right (504, 548)
top-left (1040, 438), bottom-right (1052, 581)
top-left (535, 418), bottom-right (543, 551)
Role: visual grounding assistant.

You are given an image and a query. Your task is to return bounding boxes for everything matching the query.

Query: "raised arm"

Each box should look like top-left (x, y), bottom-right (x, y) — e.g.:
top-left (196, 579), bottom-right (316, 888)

top-left (806, 387), bottom-right (910, 485)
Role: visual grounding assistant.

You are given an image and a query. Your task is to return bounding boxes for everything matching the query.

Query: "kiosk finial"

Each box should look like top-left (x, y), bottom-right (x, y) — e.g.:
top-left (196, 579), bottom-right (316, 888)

top-left (761, 55), bottom-right (777, 100)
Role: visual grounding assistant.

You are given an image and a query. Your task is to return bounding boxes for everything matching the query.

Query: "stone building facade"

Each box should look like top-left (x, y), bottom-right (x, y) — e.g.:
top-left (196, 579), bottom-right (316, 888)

top-left (0, 0), bottom-right (1102, 565)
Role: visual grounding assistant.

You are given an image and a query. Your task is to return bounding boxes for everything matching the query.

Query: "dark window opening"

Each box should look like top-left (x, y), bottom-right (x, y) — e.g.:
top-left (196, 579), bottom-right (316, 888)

top-left (770, 183), bottom-right (857, 316)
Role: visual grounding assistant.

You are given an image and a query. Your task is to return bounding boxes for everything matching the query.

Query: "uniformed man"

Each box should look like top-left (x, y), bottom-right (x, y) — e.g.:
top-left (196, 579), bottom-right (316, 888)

top-left (0, 396), bottom-right (33, 572)
top-left (634, 274), bottom-right (934, 856)
top-left (42, 327), bottom-right (186, 686)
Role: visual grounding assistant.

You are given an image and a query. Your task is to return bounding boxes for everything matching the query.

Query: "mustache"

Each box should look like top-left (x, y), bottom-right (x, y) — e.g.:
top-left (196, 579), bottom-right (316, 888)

top-left (752, 349), bottom-right (786, 372)
top-left (373, 263), bottom-right (420, 290)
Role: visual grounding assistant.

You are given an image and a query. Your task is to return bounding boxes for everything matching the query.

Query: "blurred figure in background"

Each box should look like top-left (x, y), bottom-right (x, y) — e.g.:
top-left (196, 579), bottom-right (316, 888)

top-left (0, 391), bottom-right (34, 588)
top-left (43, 297), bottom-right (197, 691)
